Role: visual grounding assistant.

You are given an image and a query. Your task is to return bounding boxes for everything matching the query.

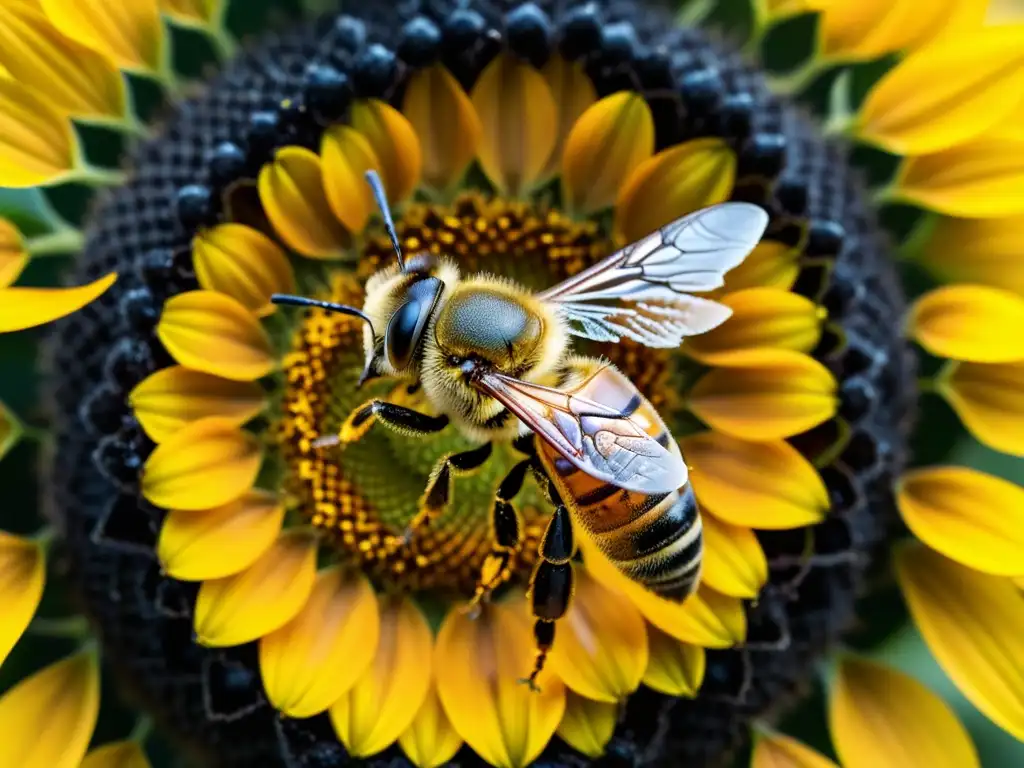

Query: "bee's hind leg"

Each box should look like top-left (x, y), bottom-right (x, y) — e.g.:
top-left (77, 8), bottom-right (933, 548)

top-left (405, 442), bottom-right (494, 543)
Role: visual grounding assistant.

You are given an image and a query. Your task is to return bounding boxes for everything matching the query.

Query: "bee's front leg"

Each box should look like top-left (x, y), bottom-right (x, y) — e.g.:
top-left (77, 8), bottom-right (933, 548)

top-left (405, 442), bottom-right (494, 542)
top-left (330, 398), bottom-right (450, 447)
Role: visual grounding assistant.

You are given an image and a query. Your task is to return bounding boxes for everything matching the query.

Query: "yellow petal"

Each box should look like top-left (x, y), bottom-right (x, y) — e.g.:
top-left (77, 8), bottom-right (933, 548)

top-left (894, 135), bottom-right (1024, 218)
top-left (751, 730), bottom-right (839, 768)
top-left (0, 5), bottom-right (125, 121)
top-left (0, 532), bottom-right (44, 665)
top-left (402, 64), bottom-right (481, 191)
top-left (0, 219), bottom-right (26, 288)
top-left (330, 597), bottom-right (433, 757)
top-left (685, 288), bottom-right (822, 363)
top-left (700, 513), bottom-right (768, 598)
top-left (688, 349), bottom-right (838, 440)
top-left (819, 0), bottom-right (967, 61)
top-left (562, 92), bottom-right (654, 215)
top-left (919, 215), bottom-right (1024, 296)
top-left (81, 742), bottom-right (150, 768)
top-left (350, 100), bottom-right (422, 206)
top-left (156, 290), bottom-right (276, 381)
top-left (0, 273), bottom-right (116, 332)
top-left (614, 138), bottom-right (736, 243)
top-left (157, 490), bottom-right (284, 580)
top-left (130, 365), bottom-right (266, 443)
top-left (194, 529), bottom-right (317, 647)
top-left (555, 691), bottom-right (616, 759)
top-left (160, 0), bottom-right (221, 25)
top-left (141, 416), bottom-right (262, 510)
top-left (700, 586), bottom-right (747, 644)
top-left (940, 359), bottom-right (1024, 456)
top-left (830, 656), bottom-right (979, 768)
top-left (547, 568), bottom-right (648, 702)
top-left (193, 224), bottom-right (295, 317)
top-left (897, 544), bottom-right (1024, 739)
top-left (320, 125), bottom-right (382, 234)
top-left (436, 595), bottom-right (566, 768)
top-left (261, 567), bottom-right (380, 718)
top-left (909, 285), bottom-right (1024, 363)
top-left (898, 466), bottom-right (1024, 576)
top-left (541, 55), bottom-right (596, 179)
top-left (258, 146), bottom-right (350, 259)
top-left (0, 651), bottom-right (99, 768)
top-left (580, 535), bottom-right (739, 648)
top-left (41, 0), bottom-right (163, 72)
top-left (398, 686), bottom-right (463, 768)
top-left (642, 624), bottom-right (705, 697)
top-left (719, 240), bottom-right (801, 293)
top-left (857, 26), bottom-right (1024, 154)
top-left (682, 432), bottom-right (829, 529)
top-left (472, 53), bottom-right (557, 196)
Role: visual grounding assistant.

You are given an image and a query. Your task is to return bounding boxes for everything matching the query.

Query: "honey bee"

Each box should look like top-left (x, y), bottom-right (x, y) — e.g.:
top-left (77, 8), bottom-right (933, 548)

top-left (273, 171), bottom-right (768, 689)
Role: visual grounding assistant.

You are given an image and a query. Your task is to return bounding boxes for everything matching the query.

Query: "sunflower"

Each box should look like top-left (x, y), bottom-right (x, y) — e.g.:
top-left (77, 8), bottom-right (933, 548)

top-left (0, 0), bottom-right (1022, 766)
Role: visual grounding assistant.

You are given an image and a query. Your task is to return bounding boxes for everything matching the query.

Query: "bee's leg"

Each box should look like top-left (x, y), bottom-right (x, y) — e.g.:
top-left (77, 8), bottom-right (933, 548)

top-left (405, 442), bottom-right (494, 542)
top-left (521, 491), bottom-right (576, 693)
top-left (465, 457), bottom-right (533, 612)
top-left (335, 399), bottom-right (449, 446)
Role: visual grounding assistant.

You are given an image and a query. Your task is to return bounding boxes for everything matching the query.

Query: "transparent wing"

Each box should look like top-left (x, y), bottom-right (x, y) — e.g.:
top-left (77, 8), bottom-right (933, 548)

top-left (537, 202), bottom-right (769, 348)
top-left (475, 370), bottom-right (687, 494)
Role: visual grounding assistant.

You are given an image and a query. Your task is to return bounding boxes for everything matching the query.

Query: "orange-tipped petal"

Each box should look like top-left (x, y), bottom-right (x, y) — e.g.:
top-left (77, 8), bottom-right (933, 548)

top-left (561, 92), bottom-right (654, 215)
top-left (194, 529), bottom-right (318, 647)
top-left (894, 135), bottom-right (1024, 218)
top-left (614, 138), bottom-right (736, 243)
top-left (751, 729), bottom-right (839, 768)
top-left (350, 100), bottom-right (422, 205)
top-left (830, 656), bottom-right (979, 768)
top-left (193, 224), bottom-right (295, 316)
top-left (541, 55), bottom-right (597, 178)
top-left (683, 431), bottom-right (828, 528)
top-left (940, 360), bottom-right (1024, 456)
top-left (0, 273), bottom-right (116, 332)
top-left (258, 146), bottom-right (350, 258)
top-left (857, 26), bottom-right (1024, 155)
top-left (141, 416), bottom-right (262, 510)
top-left (580, 535), bottom-right (738, 648)
top-left (685, 288), bottom-right (822, 363)
top-left (642, 624), bottom-right (705, 697)
top-left (919, 215), bottom-right (1024, 296)
top-left (908, 285), bottom-right (1024, 363)
top-left (436, 595), bottom-right (566, 768)
top-left (402, 64), bottom-right (481, 191)
top-left (41, 0), bottom-right (164, 72)
top-left (81, 742), bottom-right (150, 768)
top-left (130, 365), bottom-right (266, 443)
top-left (398, 687), bottom-right (463, 768)
top-left (156, 290), bottom-right (276, 381)
top-left (547, 568), bottom-right (648, 702)
top-left (688, 349), bottom-right (837, 440)
top-left (321, 125), bottom-right (382, 234)
top-left (330, 596), bottom-right (433, 757)
top-left (720, 240), bottom-right (800, 294)
top-left (261, 567), bottom-right (380, 718)
top-left (472, 53), bottom-right (557, 196)
top-left (0, 5), bottom-right (125, 121)
top-left (898, 467), bottom-right (1024, 576)
top-left (0, 532), bottom-right (45, 665)
top-left (897, 544), bottom-right (1024, 739)
top-left (0, 651), bottom-right (99, 768)
top-left (555, 692), bottom-right (616, 759)
top-left (157, 490), bottom-right (284, 580)
top-left (700, 514), bottom-right (768, 598)
top-left (0, 219), bottom-right (26, 288)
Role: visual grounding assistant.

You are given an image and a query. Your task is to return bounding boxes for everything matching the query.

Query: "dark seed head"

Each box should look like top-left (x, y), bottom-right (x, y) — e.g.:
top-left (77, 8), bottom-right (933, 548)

top-left (208, 141), bottom-right (247, 187)
top-left (176, 184), bottom-right (214, 230)
top-left (330, 15), bottom-right (366, 57)
top-left (599, 21), bottom-right (640, 65)
top-left (104, 338), bottom-right (155, 390)
top-left (506, 3), bottom-right (553, 67)
top-left (352, 43), bottom-right (398, 98)
top-left (718, 92), bottom-right (755, 141)
top-left (840, 378), bottom-right (873, 422)
top-left (775, 179), bottom-right (809, 216)
top-left (93, 431), bottom-right (146, 491)
top-left (398, 16), bottom-right (442, 67)
top-left (443, 9), bottom-right (487, 51)
top-left (680, 69), bottom-right (724, 114)
top-left (303, 64), bottom-right (352, 123)
top-left (245, 111), bottom-right (281, 163)
top-left (806, 220), bottom-right (846, 259)
top-left (120, 286), bottom-right (161, 332)
top-left (79, 384), bottom-right (126, 437)
top-left (635, 47), bottom-right (673, 90)
top-left (559, 3), bottom-right (603, 60)
top-left (740, 132), bottom-right (788, 180)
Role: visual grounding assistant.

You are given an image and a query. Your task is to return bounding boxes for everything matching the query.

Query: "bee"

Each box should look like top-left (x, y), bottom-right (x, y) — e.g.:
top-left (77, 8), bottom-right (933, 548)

top-left (273, 171), bottom-right (768, 689)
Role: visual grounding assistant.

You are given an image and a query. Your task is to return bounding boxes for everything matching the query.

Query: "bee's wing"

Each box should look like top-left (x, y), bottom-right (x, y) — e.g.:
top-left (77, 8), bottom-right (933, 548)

top-left (476, 369), bottom-right (687, 494)
top-left (536, 203), bottom-right (769, 349)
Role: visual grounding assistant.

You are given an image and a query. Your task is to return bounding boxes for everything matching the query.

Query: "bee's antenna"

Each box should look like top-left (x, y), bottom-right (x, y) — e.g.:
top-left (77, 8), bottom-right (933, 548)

top-left (271, 294), bottom-right (376, 338)
top-left (365, 169), bottom-right (405, 272)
